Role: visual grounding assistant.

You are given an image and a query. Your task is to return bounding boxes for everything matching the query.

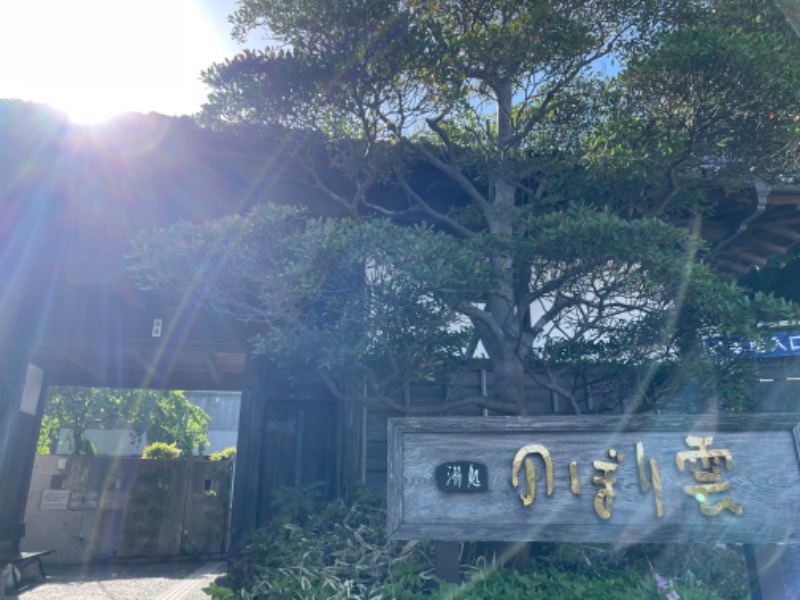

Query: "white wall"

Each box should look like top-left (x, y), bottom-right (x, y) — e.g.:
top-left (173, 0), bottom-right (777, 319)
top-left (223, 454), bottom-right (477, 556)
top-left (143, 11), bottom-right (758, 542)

top-left (56, 429), bottom-right (145, 456)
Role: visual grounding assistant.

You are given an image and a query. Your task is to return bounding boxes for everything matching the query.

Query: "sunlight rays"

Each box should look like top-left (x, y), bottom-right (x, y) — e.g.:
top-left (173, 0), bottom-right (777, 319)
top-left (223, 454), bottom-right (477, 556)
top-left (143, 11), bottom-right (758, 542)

top-left (0, 0), bottom-right (230, 123)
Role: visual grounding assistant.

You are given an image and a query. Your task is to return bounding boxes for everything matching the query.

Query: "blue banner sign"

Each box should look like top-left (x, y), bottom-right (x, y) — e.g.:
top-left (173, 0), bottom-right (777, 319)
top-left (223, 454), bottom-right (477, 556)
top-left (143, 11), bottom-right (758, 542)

top-left (705, 331), bottom-right (800, 358)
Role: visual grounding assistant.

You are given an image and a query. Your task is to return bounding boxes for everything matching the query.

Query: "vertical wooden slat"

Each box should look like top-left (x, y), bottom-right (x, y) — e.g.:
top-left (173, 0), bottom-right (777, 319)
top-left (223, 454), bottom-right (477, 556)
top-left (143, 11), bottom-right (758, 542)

top-left (335, 401), bottom-right (343, 495)
top-left (386, 418), bottom-right (404, 539)
top-left (336, 400), bottom-right (366, 495)
top-left (229, 356), bottom-right (269, 555)
top-left (294, 409), bottom-right (305, 490)
top-left (360, 406), bottom-right (367, 485)
top-left (481, 369), bottom-right (489, 416)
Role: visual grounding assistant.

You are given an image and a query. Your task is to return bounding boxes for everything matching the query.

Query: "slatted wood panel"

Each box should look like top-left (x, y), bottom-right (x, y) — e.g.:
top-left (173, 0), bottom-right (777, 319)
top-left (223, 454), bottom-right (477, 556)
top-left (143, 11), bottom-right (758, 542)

top-left (388, 414), bottom-right (800, 544)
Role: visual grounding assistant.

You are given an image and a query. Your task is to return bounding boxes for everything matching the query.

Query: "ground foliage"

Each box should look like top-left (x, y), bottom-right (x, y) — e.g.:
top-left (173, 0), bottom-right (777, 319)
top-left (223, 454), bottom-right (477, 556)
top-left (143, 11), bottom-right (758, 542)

top-left (130, 0), bottom-right (800, 415)
top-left (204, 486), bottom-right (747, 599)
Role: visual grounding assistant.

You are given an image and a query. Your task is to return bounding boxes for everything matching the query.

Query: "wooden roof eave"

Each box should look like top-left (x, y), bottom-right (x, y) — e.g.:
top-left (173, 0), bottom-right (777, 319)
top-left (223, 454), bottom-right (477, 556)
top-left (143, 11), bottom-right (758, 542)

top-left (706, 183), bottom-right (800, 275)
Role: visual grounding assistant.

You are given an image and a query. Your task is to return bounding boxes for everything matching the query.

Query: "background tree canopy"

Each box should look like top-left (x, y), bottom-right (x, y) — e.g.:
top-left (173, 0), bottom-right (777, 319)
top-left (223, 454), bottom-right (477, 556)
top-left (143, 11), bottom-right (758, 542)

top-left (130, 0), bottom-right (800, 414)
top-left (38, 387), bottom-right (209, 456)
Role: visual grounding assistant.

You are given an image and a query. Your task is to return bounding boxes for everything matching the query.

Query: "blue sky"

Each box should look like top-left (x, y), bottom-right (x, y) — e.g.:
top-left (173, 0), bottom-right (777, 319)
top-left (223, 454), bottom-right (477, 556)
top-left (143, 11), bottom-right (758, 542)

top-left (0, 0), bottom-right (262, 123)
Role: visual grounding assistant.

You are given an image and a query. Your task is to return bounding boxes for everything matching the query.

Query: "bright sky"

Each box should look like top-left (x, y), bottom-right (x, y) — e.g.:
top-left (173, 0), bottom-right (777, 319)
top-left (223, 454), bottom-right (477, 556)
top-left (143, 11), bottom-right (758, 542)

top-left (3, 2), bottom-right (794, 126)
top-left (0, 0), bottom-right (264, 123)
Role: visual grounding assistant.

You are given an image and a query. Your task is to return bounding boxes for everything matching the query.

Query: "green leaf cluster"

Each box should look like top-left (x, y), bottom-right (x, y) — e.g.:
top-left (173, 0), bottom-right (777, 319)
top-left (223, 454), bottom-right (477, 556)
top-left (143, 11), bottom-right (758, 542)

top-left (142, 441), bottom-right (182, 460)
top-left (38, 386), bottom-right (210, 456)
top-left (131, 201), bottom-right (796, 413)
top-left (210, 446), bottom-right (237, 461)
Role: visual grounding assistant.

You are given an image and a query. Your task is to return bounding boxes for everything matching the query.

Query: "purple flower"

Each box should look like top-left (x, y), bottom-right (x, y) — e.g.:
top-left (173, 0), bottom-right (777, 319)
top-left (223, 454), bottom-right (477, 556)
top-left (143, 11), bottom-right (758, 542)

top-left (666, 591), bottom-right (681, 600)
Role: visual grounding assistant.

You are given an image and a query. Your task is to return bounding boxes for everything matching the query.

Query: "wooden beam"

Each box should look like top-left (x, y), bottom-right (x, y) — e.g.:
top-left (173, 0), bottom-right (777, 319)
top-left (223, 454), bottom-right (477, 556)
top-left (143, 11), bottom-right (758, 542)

top-left (748, 236), bottom-right (789, 255)
top-left (732, 249), bottom-right (768, 267)
top-left (203, 352), bottom-right (223, 385)
top-left (714, 260), bottom-right (753, 274)
top-left (765, 193), bottom-right (800, 206)
top-left (755, 206), bottom-right (800, 224)
top-left (131, 349), bottom-right (160, 382)
top-left (111, 279), bottom-right (146, 312)
top-left (700, 221), bottom-right (734, 241)
top-left (758, 225), bottom-right (800, 243)
top-left (65, 349), bottom-right (105, 381)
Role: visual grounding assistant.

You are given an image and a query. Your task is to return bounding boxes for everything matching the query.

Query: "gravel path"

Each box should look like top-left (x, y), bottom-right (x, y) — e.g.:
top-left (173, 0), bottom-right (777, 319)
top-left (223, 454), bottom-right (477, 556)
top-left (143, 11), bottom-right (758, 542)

top-left (8, 561), bottom-right (224, 600)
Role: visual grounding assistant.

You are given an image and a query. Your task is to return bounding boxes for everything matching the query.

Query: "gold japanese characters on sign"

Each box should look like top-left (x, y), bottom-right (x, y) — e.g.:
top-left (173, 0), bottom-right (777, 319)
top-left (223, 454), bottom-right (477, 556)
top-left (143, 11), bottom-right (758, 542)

top-left (511, 435), bottom-right (743, 519)
top-left (676, 435), bottom-right (743, 516)
top-left (511, 444), bottom-right (553, 507)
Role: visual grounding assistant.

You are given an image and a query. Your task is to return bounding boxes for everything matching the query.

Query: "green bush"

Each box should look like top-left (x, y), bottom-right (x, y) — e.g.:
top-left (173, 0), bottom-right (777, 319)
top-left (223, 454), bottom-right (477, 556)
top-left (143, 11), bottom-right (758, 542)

top-left (142, 441), bottom-right (181, 459)
top-left (210, 446), bottom-right (237, 461)
top-left (205, 487), bottom-right (748, 600)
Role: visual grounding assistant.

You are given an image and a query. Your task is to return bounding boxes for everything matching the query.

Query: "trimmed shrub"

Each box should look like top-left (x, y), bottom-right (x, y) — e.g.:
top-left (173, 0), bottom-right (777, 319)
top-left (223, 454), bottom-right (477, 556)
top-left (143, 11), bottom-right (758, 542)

top-left (210, 446), bottom-right (237, 461)
top-left (142, 441), bottom-right (181, 459)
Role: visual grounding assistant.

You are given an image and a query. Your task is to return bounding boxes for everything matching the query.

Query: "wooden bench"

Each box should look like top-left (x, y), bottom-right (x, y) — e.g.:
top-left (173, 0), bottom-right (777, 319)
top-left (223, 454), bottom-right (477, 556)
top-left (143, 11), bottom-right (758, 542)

top-left (2, 550), bottom-right (54, 590)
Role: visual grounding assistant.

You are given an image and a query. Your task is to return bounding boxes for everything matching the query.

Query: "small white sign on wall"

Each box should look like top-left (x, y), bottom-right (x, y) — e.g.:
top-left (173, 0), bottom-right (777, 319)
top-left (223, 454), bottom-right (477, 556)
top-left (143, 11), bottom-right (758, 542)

top-left (69, 491), bottom-right (99, 510)
top-left (40, 490), bottom-right (71, 511)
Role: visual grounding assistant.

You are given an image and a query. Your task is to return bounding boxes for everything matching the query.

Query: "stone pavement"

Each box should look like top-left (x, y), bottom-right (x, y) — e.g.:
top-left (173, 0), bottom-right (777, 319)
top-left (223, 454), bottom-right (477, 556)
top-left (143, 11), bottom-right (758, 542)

top-left (8, 560), bottom-right (224, 600)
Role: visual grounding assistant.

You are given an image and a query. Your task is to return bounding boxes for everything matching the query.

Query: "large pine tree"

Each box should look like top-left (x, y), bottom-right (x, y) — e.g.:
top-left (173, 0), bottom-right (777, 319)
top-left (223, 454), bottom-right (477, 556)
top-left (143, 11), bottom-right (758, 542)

top-left (130, 0), bottom-right (800, 414)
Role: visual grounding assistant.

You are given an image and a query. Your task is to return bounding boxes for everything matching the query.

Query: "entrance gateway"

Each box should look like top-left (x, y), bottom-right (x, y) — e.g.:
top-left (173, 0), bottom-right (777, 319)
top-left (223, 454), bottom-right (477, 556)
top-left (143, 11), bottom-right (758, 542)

top-left (3, 114), bottom-right (800, 594)
top-left (388, 414), bottom-right (800, 598)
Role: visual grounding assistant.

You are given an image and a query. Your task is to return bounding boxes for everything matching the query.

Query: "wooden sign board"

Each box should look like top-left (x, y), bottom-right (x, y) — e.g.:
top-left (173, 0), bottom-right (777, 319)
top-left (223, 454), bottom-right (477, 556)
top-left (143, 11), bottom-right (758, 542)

top-left (388, 415), bottom-right (800, 544)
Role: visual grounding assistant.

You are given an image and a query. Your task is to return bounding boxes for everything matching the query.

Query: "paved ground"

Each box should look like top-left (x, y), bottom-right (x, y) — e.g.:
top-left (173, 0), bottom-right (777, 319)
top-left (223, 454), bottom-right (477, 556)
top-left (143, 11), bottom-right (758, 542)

top-left (6, 560), bottom-right (224, 600)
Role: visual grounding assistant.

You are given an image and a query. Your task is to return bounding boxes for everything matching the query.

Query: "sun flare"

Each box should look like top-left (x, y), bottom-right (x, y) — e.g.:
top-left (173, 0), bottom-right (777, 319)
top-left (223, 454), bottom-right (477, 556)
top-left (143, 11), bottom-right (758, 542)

top-left (0, 0), bottom-right (231, 123)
